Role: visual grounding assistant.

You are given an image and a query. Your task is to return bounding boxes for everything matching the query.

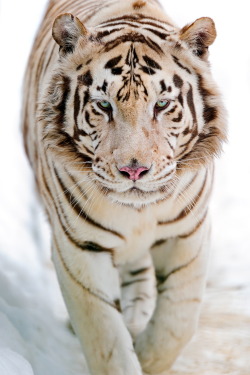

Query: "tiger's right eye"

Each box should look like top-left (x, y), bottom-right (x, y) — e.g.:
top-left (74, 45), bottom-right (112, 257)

top-left (97, 100), bottom-right (112, 111)
top-left (155, 100), bottom-right (170, 110)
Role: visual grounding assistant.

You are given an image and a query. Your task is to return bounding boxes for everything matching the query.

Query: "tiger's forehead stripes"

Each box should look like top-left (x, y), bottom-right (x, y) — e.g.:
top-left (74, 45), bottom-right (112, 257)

top-left (97, 22), bottom-right (170, 41)
top-left (97, 13), bottom-right (175, 29)
top-left (102, 32), bottom-right (164, 54)
top-left (103, 45), bottom-right (163, 104)
top-left (109, 45), bottom-right (155, 102)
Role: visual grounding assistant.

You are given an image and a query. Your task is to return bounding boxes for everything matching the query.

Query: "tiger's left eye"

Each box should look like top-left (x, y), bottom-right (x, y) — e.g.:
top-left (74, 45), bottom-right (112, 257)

top-left (155, 100), bottom-right (170, 110)
top-left (97, 100), bottom-right (112, 111)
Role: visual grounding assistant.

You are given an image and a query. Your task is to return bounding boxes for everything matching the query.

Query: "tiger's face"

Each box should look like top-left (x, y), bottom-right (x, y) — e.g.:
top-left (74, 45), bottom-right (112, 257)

top-left (47, 13), bottom-right (226, 206)
top-left (73, 47), bottom-right (201, 206)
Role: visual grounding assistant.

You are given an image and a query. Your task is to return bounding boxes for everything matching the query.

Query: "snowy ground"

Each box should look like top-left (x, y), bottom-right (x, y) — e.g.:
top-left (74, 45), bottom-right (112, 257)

top-left (0, 0), bottom-right (250, 374)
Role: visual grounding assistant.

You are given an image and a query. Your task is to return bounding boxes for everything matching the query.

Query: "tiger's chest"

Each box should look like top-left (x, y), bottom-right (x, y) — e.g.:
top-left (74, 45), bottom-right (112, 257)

top-left (83, 192), bottom-right (176, 265)
top-left (113, 210), bottom-right (157, 264)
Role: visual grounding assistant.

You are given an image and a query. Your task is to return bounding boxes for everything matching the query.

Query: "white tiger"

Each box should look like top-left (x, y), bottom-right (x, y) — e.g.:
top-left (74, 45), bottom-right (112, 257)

top-left (22, 0), bottom-right (227, 373)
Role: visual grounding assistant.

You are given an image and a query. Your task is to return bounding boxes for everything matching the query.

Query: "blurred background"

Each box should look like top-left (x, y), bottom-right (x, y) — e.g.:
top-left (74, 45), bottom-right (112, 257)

top-left (0, 0), bottom-right (249, 374)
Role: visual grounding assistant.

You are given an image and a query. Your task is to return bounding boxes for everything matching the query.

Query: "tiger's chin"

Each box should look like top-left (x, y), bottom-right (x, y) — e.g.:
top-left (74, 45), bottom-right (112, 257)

top-left (105, 186), bottom-right (172, 208)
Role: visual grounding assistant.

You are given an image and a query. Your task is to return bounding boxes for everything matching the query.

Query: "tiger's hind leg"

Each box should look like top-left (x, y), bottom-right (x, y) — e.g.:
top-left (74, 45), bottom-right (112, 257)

top-left (120, 252), bottom-right (157, 338)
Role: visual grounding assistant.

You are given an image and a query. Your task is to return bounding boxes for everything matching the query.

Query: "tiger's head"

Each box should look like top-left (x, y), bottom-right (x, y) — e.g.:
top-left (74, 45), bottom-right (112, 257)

top-left (42, 11), bottom-right (226, 207)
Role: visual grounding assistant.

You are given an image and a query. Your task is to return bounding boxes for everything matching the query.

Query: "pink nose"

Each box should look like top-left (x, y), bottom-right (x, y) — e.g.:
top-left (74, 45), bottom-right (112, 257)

top-left (119, 166), bottom-right (149, 181)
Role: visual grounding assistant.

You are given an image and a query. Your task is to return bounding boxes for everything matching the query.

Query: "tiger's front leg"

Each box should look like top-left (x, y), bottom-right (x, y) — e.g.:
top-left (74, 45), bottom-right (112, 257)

top-left (120, 251), bottom-right (157, 338)
top-left (51, 235), bottom-right (143, 375)
top-left (135, 216), bottom-right (210, 374)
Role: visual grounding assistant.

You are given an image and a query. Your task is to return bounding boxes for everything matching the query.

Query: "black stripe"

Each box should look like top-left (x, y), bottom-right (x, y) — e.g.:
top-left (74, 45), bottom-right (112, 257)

top-left (166, 105), bottom-right (177, 114)
top-left (144, 27), bottom-right (168, 40)
top-left (41, 166), bottom-right (75, 235)
top-left (60, 137), bottom-right (91, 169)
top-left (173, 74), bottom-right (183, 88)
top-left (54, 167), bottom-right (124, 240)
top-left (55, 75), bottom-right (71, 126)
top-left (197, 73), bottom-right (212, 98)
top-left (82, 144), bottom-right (95, 156)
top-left (179, 210), bottom-right (207, 239)
top-left (92, 108), bottom-right (102, 116)
top-left (83, 89), bottom-right (90, 108)
top-left (105, 55), bottom-right (123, 69)
top-left (68, 172), bottom-right (89, 200)
top-left (172, 111), bottom-right (183, 122)
top-left (178, 92), bottom-right (183, 106)
top-left (156, 247), bottom-right (202, 293)
top-left (130, 267), bottom-right (150, 276)
top-left (142, 55), bottom-right (162, 69)
top-left (78, 70), bottom-right (93, 87)
top-left (114, 299), bottom-right (121, 312)
top-left (111, 67), bottom-right (123, 75)
top-left (121, 278), bottom-right (148, 288)
top-left (140, 66), bottom-right (155, 75)
top-left (197, 73), bottom-right (218, 124)
top-left (165, 138), bottom-right (174, 151)
top-left (81, 241), bottom-right (112, 253)
top-left (172, 55), bottom-right (191, 74)
top-left (156, 247), bottom-right (201, 292)
top-left (160, 79), bottom-right (167, 93)
top-left (151, 238), bottom-right (167, 248)
top-left (55, 130), bottom-right (93, 163)
top-left (76, 64), bottom-right (83, 71)
top-left (103, 33), bottom-right (163, 54)
top-left (74, 128), bottom-right (88, 139)
top-left (73, 86), bottom-right (80, 137)
top-left (179, 124), bottom-right (198, 148)
top-left (187, 84), bottom-right (197, 124)
top-left (98, 14), bottom-right (173, 27)
top-left (98, 21), bottom-right (140, 29)
top-left (139, 20), bottom-right (171, 31)
top-left (53, 237), bottom-right (118, 310)
top-left (146, 36), bottom-right (163, 54)
top-left (158, 171), bottom-right (207, 225)
top-left (203, 105), bottom-right (217, 123)
top-left (97, 80), bottom-right (108, 93)
top-left (96, 27), bottom-right (123, 39)
top-left (85, 111), bottom-right (95, 128)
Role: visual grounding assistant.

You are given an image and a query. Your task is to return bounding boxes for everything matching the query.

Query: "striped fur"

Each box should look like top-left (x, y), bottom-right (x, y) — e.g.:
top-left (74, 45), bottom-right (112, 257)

top-left (22, 0), bottom-right (227, 374)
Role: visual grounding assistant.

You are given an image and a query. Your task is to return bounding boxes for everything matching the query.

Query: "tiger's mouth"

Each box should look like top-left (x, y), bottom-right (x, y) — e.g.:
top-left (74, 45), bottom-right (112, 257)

top-left (96, 180), bottom-right (174, 207)
top-left (91, 165), bottom-right (176, 206)
top-left (129, 186), bottom-right (144, 193)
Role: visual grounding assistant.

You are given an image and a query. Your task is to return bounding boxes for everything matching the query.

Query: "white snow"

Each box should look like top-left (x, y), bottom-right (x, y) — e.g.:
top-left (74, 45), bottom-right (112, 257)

top-left (0, 0), bottom-right (250, 374)
top-left (0, 349), bottom-right (34, 375)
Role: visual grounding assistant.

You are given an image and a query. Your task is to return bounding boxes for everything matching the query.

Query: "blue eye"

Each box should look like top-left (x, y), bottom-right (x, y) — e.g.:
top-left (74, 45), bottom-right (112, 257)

top-left (155, 100), bottom-right (170, 110)
top-left (98, 100), bottom-right (112, 111)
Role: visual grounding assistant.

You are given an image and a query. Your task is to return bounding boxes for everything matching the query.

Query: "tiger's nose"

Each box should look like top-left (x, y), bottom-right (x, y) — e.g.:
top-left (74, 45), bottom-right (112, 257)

top-left (119, 165), bottom-right (150, 181)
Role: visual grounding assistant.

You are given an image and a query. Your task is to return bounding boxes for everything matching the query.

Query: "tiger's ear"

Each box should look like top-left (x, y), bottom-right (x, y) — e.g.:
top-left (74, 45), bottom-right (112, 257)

top-left (179, 17), bottom-right (216, 59)
top-left (52, 13), bottom-right (88, 54)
